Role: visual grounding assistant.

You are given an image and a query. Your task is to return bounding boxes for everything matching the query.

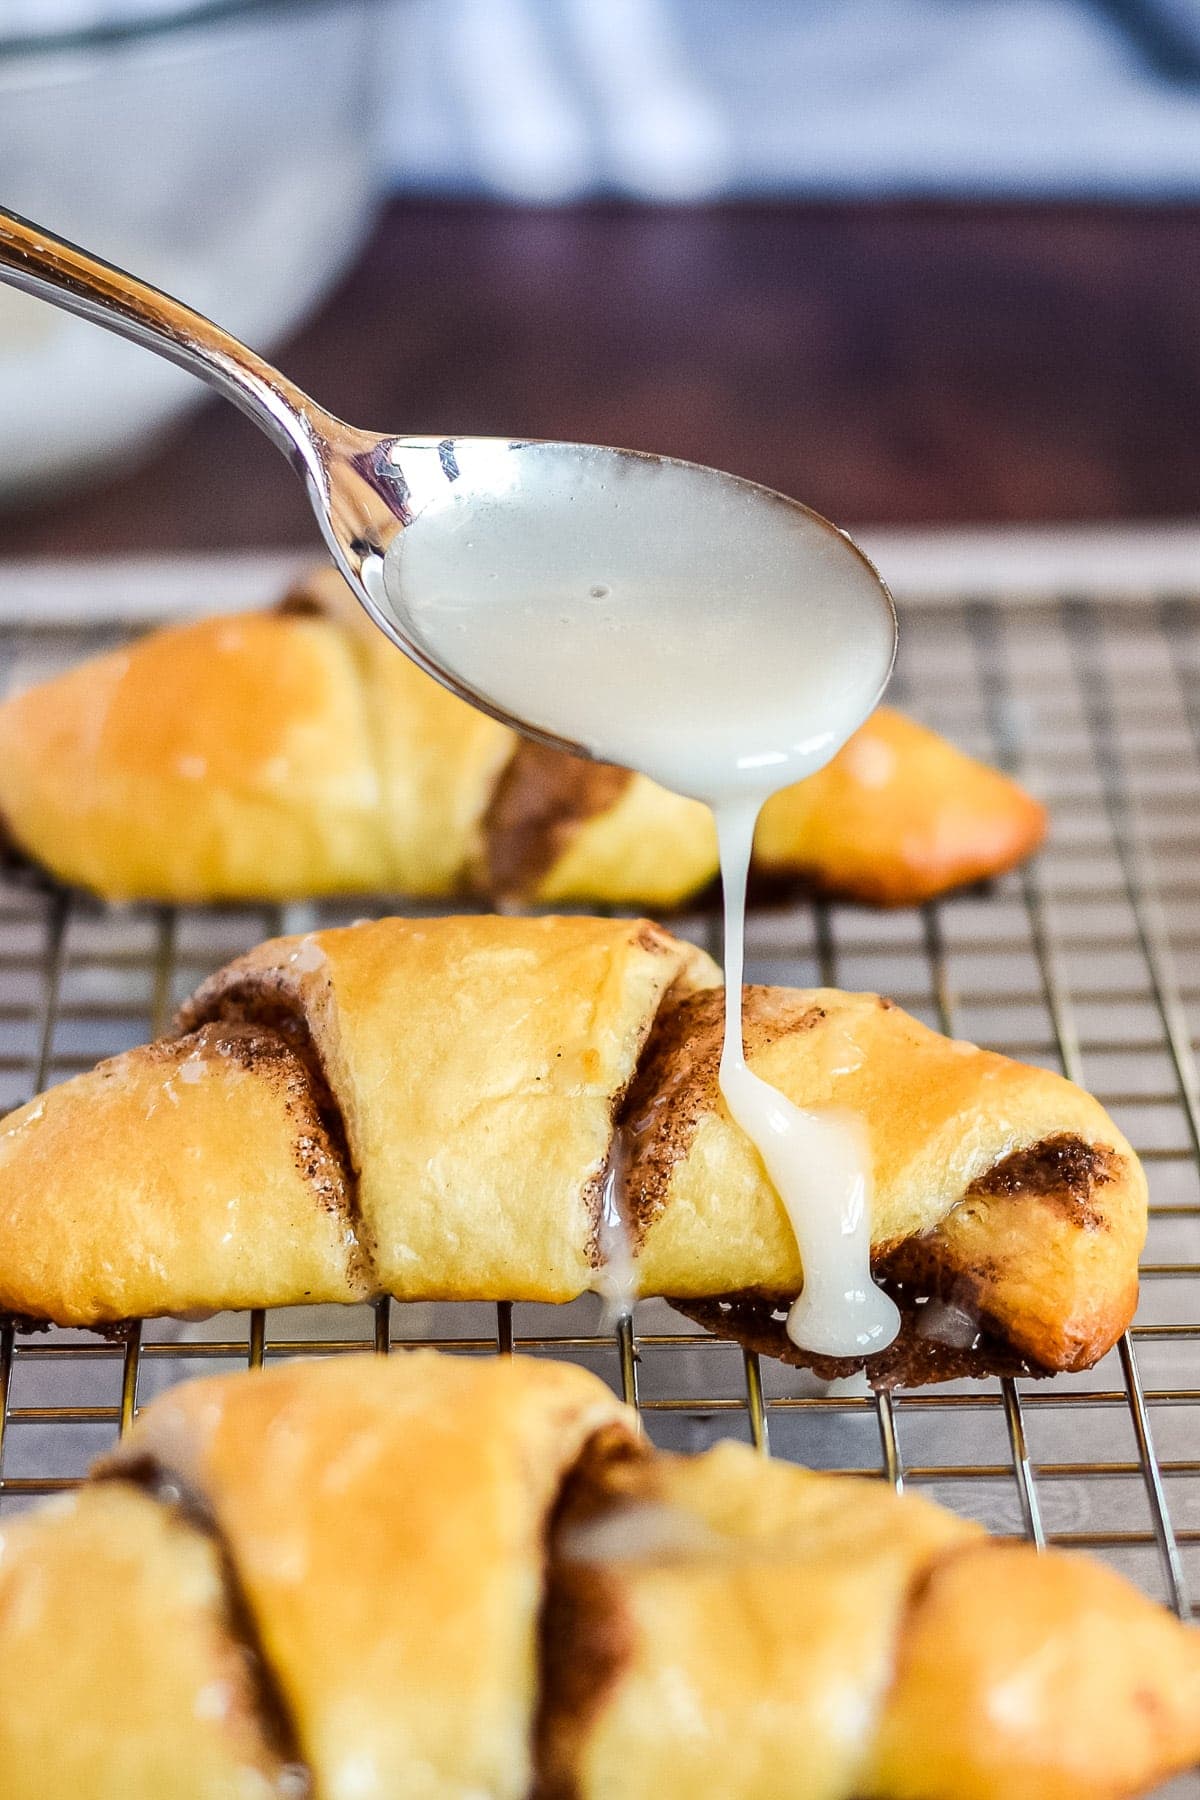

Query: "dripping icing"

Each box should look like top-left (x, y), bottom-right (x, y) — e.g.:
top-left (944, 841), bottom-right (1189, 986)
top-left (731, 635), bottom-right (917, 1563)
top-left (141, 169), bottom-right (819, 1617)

top-left (716, 804), bottom-right (899, 1357)
top-left (594, 1134), bottom-right (637, 1330)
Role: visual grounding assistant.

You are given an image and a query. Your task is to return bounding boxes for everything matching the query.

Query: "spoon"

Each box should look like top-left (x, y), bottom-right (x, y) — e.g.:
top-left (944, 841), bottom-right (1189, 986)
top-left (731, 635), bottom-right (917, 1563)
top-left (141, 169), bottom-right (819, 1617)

top-left (0, 207), bottom-right (896, 787)
top-left (1, 206), bottom-right (904, 1356)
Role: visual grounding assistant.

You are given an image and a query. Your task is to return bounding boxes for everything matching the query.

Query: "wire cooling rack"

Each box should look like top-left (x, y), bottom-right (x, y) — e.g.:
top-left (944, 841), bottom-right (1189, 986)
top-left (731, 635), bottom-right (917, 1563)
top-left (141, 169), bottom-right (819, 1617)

top-left (0, 582), bottom-right (1197, 1788)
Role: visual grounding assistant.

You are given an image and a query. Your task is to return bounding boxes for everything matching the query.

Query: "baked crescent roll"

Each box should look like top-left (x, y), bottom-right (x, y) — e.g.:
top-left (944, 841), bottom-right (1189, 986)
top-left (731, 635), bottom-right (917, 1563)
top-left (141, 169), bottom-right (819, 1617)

top-left (0, 915), bottom-right (1145, 1384)
top-left (0, 1352), bottom-right (1195, 1799)
top-left (0, 566), bottom-right (1045, 907)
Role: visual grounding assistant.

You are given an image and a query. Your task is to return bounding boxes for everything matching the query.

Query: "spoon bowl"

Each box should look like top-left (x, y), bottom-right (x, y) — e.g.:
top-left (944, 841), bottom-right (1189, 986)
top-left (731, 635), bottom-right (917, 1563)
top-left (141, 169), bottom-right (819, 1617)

top-left (0, 208), bottom-right (896, 773)
top-left (374, 437), bottom-right (897, 795)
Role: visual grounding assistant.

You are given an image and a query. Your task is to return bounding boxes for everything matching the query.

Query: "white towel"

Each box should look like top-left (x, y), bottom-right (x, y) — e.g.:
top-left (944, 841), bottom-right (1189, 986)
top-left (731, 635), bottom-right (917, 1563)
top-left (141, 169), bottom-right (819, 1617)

top-left (378, 0), bottom-right (1200, 199)
top-left (8, 0), bottom-right (1200, 199)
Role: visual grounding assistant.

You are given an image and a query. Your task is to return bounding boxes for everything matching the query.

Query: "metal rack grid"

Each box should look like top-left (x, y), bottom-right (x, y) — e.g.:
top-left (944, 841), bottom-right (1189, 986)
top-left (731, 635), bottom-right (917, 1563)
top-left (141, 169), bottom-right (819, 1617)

top-left (0, 586), bottom-right (1197, 1787)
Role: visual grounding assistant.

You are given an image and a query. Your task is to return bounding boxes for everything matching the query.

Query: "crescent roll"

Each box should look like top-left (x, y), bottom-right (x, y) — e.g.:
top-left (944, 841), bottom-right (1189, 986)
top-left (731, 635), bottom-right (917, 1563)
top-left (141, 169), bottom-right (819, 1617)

top-left (0, 1352), bottom-right (1195, 1799)
top-left (0, 914), bottom-right (1144, 1384)
top-left (0, 566), bottom-right (1045, 906)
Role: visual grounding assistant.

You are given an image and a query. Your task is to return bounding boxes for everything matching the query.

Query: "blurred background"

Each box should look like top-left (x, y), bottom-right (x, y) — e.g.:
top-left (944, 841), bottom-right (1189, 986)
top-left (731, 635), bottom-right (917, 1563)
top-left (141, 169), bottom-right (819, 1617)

top-left (5, 0), bottom-right (1200, 551)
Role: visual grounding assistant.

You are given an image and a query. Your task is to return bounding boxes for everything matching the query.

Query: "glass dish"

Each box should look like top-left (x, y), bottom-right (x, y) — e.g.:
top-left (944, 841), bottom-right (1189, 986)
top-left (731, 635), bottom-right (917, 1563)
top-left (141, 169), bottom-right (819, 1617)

top-left (0, 0), bottom-right (385, 498)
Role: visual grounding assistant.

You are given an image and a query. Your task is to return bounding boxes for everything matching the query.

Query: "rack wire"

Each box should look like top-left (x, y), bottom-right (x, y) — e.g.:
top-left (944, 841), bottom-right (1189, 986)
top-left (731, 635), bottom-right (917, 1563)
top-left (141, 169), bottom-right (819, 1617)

top-left (0, 588), bottom-right (1197, 1787)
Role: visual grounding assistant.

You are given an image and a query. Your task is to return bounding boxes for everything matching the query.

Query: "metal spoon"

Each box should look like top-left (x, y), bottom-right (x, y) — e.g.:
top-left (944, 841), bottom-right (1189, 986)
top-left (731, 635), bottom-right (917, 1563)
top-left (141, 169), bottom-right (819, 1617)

top-left (0, 207), bottom-right (895, 767)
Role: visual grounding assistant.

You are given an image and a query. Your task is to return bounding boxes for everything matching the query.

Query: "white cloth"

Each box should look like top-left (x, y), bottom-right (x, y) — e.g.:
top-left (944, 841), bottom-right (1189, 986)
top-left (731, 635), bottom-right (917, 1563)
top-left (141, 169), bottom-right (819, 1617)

top-left (377, 0), bottom-right (1200, 199)
top-left (2, 0), bottom-right (222, 30)
top-left (8, 0), bottom-right (1200, 198)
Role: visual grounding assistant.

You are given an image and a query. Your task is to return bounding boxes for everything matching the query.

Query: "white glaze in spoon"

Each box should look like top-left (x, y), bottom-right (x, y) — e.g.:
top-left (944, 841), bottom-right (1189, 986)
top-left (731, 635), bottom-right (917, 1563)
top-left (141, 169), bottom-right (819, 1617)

top-left (380, 444), bottom-right (891, 800)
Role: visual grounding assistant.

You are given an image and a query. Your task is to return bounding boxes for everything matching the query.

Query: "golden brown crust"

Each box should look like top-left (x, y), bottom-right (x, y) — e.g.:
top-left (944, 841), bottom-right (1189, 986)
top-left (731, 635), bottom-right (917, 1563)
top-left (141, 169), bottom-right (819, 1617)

top-left (0, 610), bottom-right (394, 902)
top-left (0, 570), bottom-right (1045, 907)
top-left (0, 915), bottom-right (1144, 1384)
top-left (536, 1425), bottom-right (1200, 1800)
top-left (676, 1131), bottom-right (1132, 1388)
top-left (628, 978), bottom-right (1144, 1377)
top-left (0, 1017), bottom-right (365, 1326)
top-left (165, 1022), bottom-right (359, 1246)
top-left (177, 914), bottom-right (717, 1305)
top-left (174, 958), bottom-right (366, 1258)
top-left (0, 1352), bottom-right (1195, 1800)
top-left (867, 1540), bottom-right (1200, 1799)
top-left (0, 1483), bottom-right (294, 1800)
top-left (754, 705), bottom-right (1049, 906)
top-left (104, 1462), bottom-right (306, 1777)
top-left (103, 1352), bottom-right (636, 1800)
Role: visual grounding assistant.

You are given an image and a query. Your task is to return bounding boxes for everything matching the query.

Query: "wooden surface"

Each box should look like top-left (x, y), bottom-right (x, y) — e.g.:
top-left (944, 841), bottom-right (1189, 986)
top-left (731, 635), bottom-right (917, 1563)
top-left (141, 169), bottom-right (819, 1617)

top-left (5, 198), bottom-right (1200, 554)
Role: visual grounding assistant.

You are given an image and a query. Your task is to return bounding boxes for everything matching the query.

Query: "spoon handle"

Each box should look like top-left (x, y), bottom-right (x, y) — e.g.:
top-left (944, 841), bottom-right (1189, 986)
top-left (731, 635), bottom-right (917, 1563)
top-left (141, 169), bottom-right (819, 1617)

top-left (0, 207), bottom-right (332, 476)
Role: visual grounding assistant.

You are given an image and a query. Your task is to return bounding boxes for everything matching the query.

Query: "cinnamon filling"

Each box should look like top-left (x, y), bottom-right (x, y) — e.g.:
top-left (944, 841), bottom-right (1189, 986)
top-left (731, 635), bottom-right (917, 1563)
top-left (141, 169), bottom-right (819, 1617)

top-left (534, 1429), bottom-right (649, 1800)
top-left (967, 1133), bottom-right (1117, 1227)
top-left (676, 1131), bottom-right (1118, 1387)
top-left (483, 740), bottom-right (633, 897)
top-left (677, 1279), bottom-right (1040, 1390)
top-left (273, 582), bottom-right (330, 620)
top-left (98, 1462), bottom-right (310, 1792)
top-left (174, 987), bottom-right (372, 1291)
top-left (614, 985), bottom-right (829, 1248)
